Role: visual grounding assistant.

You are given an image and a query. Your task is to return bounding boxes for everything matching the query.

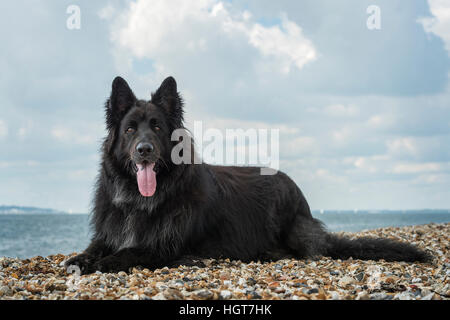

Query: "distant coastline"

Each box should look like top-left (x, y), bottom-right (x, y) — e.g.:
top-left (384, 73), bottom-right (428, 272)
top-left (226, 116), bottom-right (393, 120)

top-left (311, 209), bottom-right (450, 215)
top-left (0, 205), bottom-right (68, 215)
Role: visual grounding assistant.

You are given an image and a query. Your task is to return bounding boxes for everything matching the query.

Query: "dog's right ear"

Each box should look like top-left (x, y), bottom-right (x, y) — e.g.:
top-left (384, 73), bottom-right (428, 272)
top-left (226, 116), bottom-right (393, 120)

top-left (105, 77), bottom-right (136, 130)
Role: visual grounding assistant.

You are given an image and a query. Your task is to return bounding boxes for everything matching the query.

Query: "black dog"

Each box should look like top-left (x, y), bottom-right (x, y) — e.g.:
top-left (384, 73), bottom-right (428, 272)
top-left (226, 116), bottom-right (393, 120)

top-left (65, 76), bottom-right (431, 274)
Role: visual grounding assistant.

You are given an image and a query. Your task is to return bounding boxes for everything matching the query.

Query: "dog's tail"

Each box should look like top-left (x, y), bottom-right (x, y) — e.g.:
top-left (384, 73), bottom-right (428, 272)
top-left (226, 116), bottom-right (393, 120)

top-left (289, 217), bottom-right (432, 263)
top-left (323, 232), bottom-right (432, 263)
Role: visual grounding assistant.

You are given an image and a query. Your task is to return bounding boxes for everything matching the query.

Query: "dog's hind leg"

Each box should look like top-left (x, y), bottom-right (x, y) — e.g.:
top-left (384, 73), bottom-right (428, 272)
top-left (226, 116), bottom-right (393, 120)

top-left (284, 216), bottom-right (329, 259)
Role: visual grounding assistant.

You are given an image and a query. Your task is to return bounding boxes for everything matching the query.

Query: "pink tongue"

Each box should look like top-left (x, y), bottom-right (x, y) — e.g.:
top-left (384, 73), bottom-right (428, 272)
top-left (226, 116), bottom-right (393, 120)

top-left (136, 163), bottom-right (157, 197)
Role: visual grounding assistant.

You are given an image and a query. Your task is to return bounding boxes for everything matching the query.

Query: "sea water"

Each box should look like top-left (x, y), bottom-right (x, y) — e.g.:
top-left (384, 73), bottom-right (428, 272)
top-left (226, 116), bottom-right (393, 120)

top-left (0, 211), bottom-right (449, 259)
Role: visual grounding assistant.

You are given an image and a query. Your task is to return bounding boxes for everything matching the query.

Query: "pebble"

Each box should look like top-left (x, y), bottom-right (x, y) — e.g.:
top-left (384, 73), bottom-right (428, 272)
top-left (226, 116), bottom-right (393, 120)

top-left (338, 276), bottom-right (355, 287)
top-left (421, 293), bottom-right (435, 300)
top-left (370, 292), bottom-right (388, 300)
top-left (163, 288), bottom-right (183, 300)
top-left (194, 289), bottom-right (214, 300)
top-left (0, 286), bottom-right (13, 296)
top-left (0, 223), bottom-right (447, 300)
top-left (329, 291), bottom-right (341, 300)
top-left (151, 292), bottom-right (166, 300)
top-left (355, 272), bottom-right (365, 282)
top-left (219, 290), bottom-right (232, 299)
top-left (356, 291), bottom-right (370, 300)
top-left (394, 292), bottom-right (415, 300)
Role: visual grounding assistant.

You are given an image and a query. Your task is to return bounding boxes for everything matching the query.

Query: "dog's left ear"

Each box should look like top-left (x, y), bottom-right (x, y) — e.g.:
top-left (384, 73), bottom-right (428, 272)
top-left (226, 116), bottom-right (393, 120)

top-left (105, 77), bottom-right (136, 129)
top-left (151, 76), bottom-right (184, 128)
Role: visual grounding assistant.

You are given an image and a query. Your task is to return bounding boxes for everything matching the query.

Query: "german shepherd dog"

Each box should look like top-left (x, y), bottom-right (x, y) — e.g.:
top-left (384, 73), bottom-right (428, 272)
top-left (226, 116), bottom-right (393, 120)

top-left (65, 76), bottom-right (431, 274)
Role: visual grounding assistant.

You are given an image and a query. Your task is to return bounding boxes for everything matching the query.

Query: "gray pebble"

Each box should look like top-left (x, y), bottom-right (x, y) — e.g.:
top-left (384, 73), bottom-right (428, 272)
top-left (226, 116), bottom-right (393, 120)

top-left (219, 290), bottom-right (232, 299)
top-left (370, 292), bottom-right (388, 300)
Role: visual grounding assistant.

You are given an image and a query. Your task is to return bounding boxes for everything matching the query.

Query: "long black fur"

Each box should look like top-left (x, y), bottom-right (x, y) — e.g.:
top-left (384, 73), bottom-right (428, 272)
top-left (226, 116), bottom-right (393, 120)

top-left (65, 76), bottom-right (432, 274)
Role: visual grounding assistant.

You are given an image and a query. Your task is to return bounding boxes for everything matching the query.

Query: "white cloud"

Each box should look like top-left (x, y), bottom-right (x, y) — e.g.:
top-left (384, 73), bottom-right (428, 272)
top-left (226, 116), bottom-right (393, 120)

top-left (16, 119), bottom-right (33, 140)
top-left (98, 4), bottom-right (116, 20)
top-left (351, 157), bottom-right (378, 174)
top-left (420, 0), bottom-right (450, 55)
top-left (323, 104), bottom-right (359, 117)
top-left (247, 16), bottom-right (317, 74)
top-left (387, 138), bottom-right (418, 156)
top-left (110, 0), bottom-right (316, 74)
top-left (0, 161), bottom-right (11, 168)
top-left (392, 162), bottom-right (442, 174)
top-left (0, 119), bottom-right (8, 138)
top-left (282, 136), bottom-right (317, 156)
top-left (51, 125), bottom-right (102, 146)
top-left (413, 173), bottom-right (450, 184)
top-left (18, 127), bottom-right (27, 138)
top-left (366, 113), bottom-right (396, 129)
top-left (186, 115), bottom-right (302, 135)
top-left (332, 127), bottom-right (352, 143)
top-left (67, 169), bottom-right (97, 181)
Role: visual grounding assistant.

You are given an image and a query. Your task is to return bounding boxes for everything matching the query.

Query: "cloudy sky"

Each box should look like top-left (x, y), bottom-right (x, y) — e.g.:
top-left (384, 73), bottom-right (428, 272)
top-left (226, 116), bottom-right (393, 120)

top-left (0, 0), bottom-right (449, 213)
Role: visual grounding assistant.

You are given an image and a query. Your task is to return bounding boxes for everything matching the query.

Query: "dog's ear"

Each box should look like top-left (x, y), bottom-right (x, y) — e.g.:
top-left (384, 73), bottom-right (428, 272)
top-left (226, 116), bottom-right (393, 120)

top-left (151, 76), bottom-right (184, 128)
top-left (104, 127), bottom-right (117, 154)
top-left (105, 77), bottom-right (136, 129)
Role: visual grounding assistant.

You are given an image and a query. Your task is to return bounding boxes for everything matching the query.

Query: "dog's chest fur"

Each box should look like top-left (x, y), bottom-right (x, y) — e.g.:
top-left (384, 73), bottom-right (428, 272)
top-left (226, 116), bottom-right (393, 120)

top-left (100, 178), bottom-right (188, 255)
top-left (110, 176), bottom-right (162, 213)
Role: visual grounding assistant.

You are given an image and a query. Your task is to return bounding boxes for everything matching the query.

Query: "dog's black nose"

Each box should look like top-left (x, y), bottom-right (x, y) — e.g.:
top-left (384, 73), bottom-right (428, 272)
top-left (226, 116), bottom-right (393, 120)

top-left (136, 142), bottom-right (154, 156)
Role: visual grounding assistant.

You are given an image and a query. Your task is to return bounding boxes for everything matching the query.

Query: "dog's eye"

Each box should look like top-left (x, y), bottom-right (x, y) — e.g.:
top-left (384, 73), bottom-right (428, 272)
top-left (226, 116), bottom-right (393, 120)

top-left (150, 118), bottom-right (161, 131)
top-left (126, 127), bottom-right (135, 134)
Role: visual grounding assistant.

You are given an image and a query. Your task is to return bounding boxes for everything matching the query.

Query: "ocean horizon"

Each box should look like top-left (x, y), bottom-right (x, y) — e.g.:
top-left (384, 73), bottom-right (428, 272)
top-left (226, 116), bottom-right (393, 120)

top-left (0, 210), bottom-right (449, 259)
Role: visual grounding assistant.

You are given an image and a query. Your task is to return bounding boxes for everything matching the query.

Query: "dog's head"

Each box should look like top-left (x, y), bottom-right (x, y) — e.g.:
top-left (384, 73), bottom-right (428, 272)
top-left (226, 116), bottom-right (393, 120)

top-left (104, 76), bottom-right (184, 197)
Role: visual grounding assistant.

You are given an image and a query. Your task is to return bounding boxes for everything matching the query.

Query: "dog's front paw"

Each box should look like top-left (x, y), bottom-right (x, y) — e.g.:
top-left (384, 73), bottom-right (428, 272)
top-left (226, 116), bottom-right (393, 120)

top-left (93, 256), bottom-right (126, 273)
top-left (64, 253), bottom-right (95, 275)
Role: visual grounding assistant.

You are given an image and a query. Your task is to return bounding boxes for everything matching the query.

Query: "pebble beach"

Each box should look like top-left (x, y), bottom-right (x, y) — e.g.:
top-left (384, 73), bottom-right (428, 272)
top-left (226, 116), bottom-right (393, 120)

top-left (0, 223), bottom-right (448, 300)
